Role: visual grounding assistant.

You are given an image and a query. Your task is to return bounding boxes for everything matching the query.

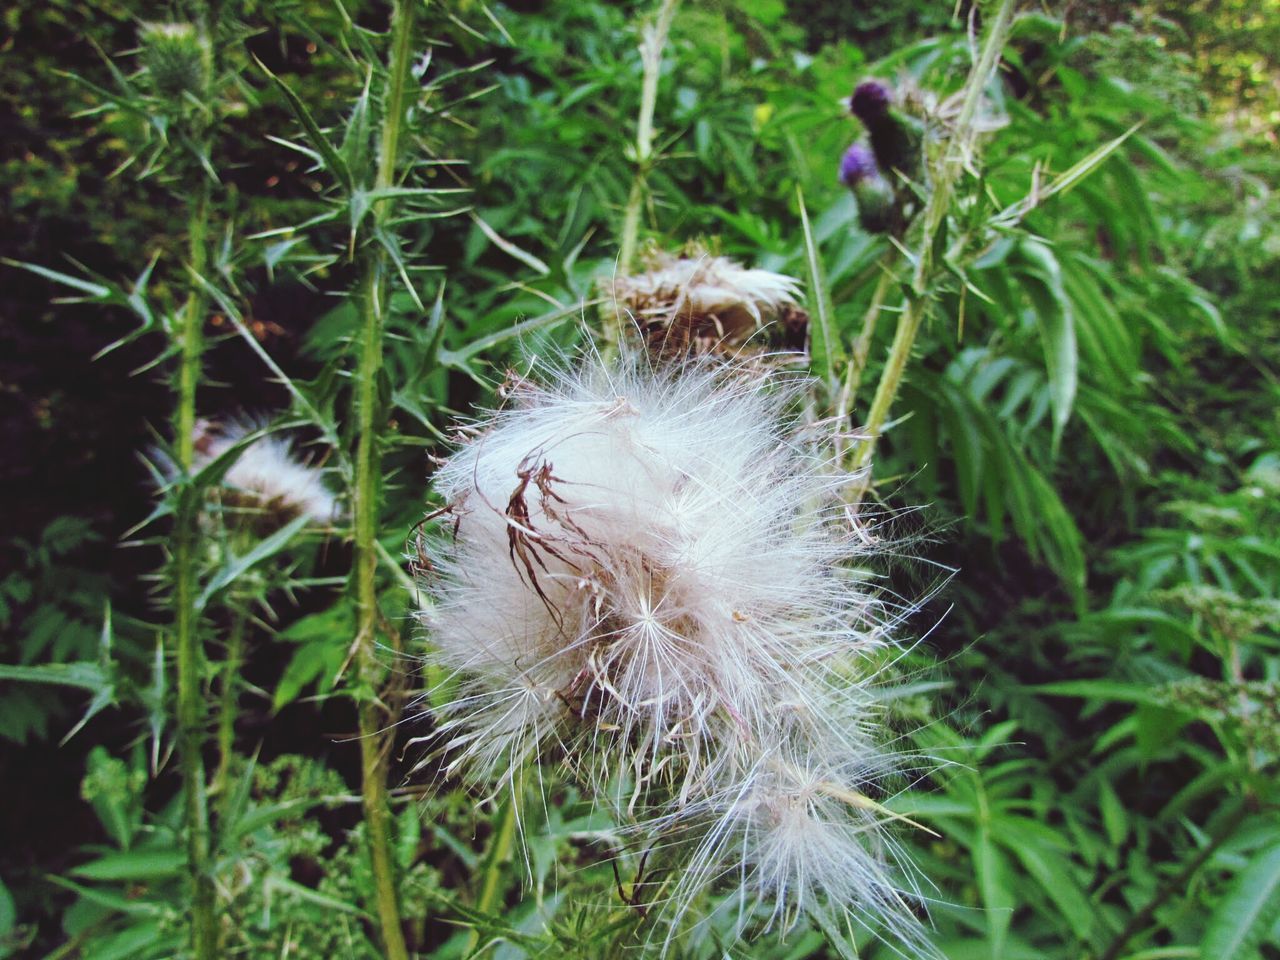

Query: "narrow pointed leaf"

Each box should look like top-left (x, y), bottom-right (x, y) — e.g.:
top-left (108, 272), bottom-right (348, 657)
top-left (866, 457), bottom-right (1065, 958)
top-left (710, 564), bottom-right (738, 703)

top-left (254, 56), bottom-right (352, 190)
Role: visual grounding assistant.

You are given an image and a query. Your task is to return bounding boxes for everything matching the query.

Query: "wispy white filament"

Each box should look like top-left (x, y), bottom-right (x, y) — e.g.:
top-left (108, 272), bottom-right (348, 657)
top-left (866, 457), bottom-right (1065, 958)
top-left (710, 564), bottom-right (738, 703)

top-left (418, 351), bottom-right (929, 950)
top-left (193, 418), bottom-right (339, 524)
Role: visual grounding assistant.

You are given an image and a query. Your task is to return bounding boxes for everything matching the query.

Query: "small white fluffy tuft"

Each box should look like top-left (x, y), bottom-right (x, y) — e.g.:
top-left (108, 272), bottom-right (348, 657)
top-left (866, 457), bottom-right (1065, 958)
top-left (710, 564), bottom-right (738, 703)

top-left (612, 252), bottom-right (804, 351)
top-left (193, 419), bottom-right (340, 525)
top-left (418, 353), bottom-right (929, 950)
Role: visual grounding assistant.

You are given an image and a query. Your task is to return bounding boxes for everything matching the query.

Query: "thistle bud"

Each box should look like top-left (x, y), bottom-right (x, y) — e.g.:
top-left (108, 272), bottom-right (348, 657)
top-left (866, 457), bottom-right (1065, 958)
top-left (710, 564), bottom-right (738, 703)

top-left (840, 144), bottom-right (895, 234)
top-left (848, 79), bottom-right (923, 182)
top-left (849, 79), bottom-right (892, 122)
top-left (140, 22), bottom-right (210, 103)
top-left (838, 143), bottom-right (878, 188)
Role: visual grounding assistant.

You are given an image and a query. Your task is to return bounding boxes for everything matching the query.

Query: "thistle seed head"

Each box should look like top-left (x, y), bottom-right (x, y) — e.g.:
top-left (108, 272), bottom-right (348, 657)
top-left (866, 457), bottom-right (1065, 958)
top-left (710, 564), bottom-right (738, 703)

top-left (610, 251), bottom-right (806, 357)
top-left (192, 418), bottom-right (340, 527)
top-left (417, 351), bottom-right (931, 950)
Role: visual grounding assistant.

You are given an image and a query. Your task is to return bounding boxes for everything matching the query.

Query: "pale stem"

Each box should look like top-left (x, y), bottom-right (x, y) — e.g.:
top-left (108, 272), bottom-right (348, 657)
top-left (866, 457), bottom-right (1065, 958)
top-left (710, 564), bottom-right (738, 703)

top-left (613, 0), bottom-right (680, 344)
top-left (463, 790), bottom-right (518, 955)
top-left (847, 0), bottom-right (1018, 502)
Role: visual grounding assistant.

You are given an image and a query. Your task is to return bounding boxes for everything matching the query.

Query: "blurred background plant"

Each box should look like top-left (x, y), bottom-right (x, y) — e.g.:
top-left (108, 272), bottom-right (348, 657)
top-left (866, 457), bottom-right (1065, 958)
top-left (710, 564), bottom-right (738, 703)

top-left (1, 0), bottom-right (1277, 958)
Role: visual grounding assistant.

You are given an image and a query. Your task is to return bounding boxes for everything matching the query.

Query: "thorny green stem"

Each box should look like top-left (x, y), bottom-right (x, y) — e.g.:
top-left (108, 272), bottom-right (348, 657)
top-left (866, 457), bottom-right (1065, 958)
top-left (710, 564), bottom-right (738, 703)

top-left (847, 0), bottom-right (1017, 502)
top-left (464, 791), bottom-right (518, 956)
top-left (173, 3), bottom-right (222, 951)
top-left (614, 0), bottom-right (680, 344)
top-left (836, 258), bottom-right (898, 464)
top-left (175, 156), bottom-right (217, 960)
top-left (350, 3), bottom-right (417, 958)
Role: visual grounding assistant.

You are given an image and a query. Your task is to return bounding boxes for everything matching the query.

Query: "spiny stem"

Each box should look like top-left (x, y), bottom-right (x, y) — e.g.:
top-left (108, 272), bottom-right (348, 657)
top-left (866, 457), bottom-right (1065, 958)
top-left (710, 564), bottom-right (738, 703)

top-left (847, 0), bottom-right (1017, 500)
top-left (843, 257), bottom-right (898, 407)
top-left (175, 156), bottom-right (217, 960)
top-left (350, 3), bottom-right (418, 958)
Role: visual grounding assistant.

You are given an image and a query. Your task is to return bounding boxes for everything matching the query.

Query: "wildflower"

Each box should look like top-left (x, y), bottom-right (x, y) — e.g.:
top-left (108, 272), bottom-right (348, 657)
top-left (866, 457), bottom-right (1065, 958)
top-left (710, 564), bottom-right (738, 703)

top-left (849, 79), bottom-right (893, 123)
top-left (611, 251), bottom-right (807, 356)
top-left (418, 352), bottom-right (928, 949)
top-left (191, 418), bottom-right (339, 526)
top-left (849, 79), bottom-right (923, 182)
top-left (840, 144), bottom-right (896, 235)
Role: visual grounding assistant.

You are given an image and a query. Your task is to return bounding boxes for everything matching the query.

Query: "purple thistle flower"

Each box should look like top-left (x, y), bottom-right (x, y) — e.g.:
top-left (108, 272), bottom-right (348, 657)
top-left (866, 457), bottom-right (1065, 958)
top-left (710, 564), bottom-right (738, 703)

top-left (839, 143), bottom-right (879, 187)
top-left (850, 79), bottom-right (891, 121)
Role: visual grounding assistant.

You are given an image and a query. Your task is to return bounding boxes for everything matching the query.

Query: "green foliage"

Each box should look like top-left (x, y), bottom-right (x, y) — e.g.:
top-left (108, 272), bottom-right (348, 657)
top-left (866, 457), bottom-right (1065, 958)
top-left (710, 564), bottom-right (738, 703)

top-left (2, 0), bottom-right (1278, 958)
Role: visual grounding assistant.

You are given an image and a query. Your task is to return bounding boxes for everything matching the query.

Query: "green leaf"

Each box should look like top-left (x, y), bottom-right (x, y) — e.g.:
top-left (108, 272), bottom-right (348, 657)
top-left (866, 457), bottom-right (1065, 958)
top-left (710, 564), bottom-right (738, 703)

top-left (196, 513), bottom-right (312, 612)
top-left (46, 876), bottom-right (166, 918)
top-left (1019, 238), bottom-right (1077, 454)
top-left (69, 849), bottom-right (185, 882)
top-left (796, 185), bottom-right (842, 388)
top-left (996, 818), bottom-right (1095, 941)
top-left (1201, 841), bottom-right (1280, 959)
top-left (88, 921), bottom-right (170, 960)
top-left (1028, 680), bottom-right (1165, 705)
top-left (976, 822), bottom-right (1015, 958)
top-left (2, 258), bottom-right (111, 299)
top-left (441, 299), bottom-right (602, 367)
top-left (264, 875), bottom-right (370, 918)
top-left (254, 56), bottom-right (352, 190)
top-left (0, 661), bottom-right (110, 691)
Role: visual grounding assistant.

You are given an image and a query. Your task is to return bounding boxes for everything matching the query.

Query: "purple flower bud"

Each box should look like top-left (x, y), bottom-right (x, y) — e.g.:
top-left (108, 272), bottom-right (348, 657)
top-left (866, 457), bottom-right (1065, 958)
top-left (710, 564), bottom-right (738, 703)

top-left (839, 143), bottom-right (879, 187)
top-left (850, 79), bottom-right (892, 121)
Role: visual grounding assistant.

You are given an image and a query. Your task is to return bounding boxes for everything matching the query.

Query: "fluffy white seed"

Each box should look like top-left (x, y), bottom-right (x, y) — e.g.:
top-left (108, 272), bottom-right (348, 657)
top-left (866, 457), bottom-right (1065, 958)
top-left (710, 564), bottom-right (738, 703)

top-left (193, 419), bottom-right (340, 525)
top-left (418, 352), bottom-right (928, 950)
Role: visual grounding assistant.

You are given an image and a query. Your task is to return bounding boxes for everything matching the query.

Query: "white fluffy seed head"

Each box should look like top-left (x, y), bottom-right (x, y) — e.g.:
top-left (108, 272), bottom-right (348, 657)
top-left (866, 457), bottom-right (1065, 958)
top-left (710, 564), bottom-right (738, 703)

top-left (192, 418), bottom-right (340, 526)
top-left (418, 351), bottom-right (930, 950)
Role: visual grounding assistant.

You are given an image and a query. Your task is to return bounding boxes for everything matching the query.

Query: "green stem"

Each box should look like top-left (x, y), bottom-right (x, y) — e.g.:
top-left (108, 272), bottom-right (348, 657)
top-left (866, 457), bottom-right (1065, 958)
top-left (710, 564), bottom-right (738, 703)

top-left (349, 3), bottom-right (418, 958)
top-left (847, 0), bottom-right (1017, 500)
top-left (213, 604), bottom-right (246, 809)
top-left (176, 173), bottom-right (217, 960)
top-left (464, 791), bottom-right (518, 956)
top-left (838, 256), bottom-right (898, 436)
top-left (616, 0), bottom-right (679, 290)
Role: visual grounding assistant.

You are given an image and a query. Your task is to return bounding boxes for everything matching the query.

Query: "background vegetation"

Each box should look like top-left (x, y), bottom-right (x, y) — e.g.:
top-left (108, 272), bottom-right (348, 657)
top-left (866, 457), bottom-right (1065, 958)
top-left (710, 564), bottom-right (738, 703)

top-left (1, 0), bottom-right (1277, 957)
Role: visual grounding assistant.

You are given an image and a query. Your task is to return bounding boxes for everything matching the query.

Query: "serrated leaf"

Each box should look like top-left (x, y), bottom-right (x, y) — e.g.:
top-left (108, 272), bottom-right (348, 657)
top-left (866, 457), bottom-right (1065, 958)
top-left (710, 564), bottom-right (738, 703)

top-left (255, 56), bottom-right (352, 190)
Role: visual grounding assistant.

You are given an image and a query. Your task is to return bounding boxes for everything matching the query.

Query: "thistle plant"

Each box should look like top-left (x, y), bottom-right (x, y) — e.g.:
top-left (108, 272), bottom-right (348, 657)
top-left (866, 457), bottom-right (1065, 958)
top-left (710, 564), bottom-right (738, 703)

top-left (8, 1), bottom-right (1256, 957)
